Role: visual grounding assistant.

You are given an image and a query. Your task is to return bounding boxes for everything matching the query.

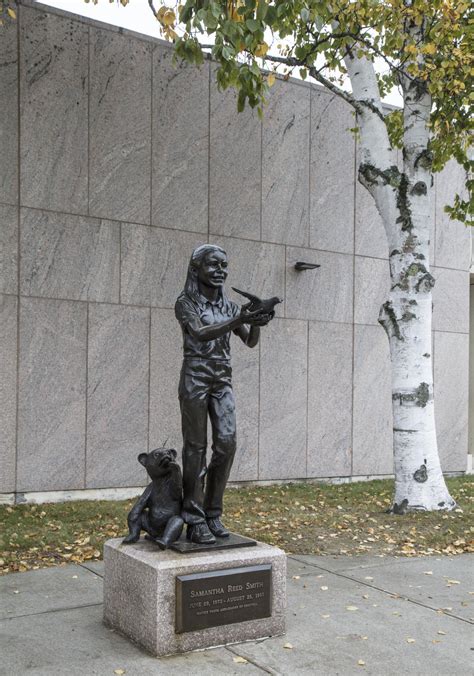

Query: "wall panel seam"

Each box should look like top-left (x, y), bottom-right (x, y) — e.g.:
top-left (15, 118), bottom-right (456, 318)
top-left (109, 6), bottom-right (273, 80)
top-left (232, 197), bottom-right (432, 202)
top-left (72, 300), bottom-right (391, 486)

top-left (351, 132), bottom-right (357, 477)
top-left (14, 4), bottom-right (21, 493)
top-left (84, 302), bottom-right (89, 488)
top-left (87, 24), bottom-right (90, 217)
top-left (149, 44), bottom-right (153, 227)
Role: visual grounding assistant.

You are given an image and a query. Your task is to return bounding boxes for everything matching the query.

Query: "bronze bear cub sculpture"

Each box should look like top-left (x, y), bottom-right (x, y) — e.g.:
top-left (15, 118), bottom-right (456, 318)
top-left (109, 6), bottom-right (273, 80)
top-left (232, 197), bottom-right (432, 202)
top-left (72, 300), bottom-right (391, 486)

top-left (123, 448), bottom-right (184, 550)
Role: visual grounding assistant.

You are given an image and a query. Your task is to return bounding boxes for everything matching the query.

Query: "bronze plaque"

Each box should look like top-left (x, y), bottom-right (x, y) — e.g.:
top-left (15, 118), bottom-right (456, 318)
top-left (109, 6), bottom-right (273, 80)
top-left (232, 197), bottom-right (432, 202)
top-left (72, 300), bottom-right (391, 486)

top-left (175, 564), bottom-right (272, 633)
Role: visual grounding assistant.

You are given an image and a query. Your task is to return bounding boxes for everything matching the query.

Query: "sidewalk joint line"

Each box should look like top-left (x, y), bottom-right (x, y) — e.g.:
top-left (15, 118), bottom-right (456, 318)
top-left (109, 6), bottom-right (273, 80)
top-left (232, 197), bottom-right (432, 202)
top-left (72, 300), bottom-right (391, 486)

top-left (225, 645), bottom-right (278, 675)
top-left (79, 562), bottom-right (104, 578)
top-left (1, 601), bottom-right (103, 623)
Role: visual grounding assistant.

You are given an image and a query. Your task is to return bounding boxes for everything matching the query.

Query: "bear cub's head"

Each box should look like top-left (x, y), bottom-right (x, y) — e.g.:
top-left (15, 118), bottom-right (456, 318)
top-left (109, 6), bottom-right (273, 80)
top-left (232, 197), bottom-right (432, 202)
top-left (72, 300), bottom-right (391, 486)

top-left (138, 448), bottom-right (178, 480)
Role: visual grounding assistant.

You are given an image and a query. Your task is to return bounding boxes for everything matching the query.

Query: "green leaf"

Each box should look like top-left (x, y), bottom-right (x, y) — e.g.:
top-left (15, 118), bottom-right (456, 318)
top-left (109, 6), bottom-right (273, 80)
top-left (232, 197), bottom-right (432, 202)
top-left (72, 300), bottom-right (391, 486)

top-left (237, 89), bottom-right (246, 113)
top-left (301, 8), bottom-right (310, 22)
top-left (245, 18), bottom-right (259, 32)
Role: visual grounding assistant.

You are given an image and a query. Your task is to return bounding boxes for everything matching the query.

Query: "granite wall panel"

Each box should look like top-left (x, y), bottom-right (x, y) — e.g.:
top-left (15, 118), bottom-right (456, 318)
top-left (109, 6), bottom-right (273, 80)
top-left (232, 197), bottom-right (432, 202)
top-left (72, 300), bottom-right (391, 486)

top-left (432, 267), bottom-right (469, 334)
top-left (20, 209), bottom-right (120, 303)
top-left (209, 82), bottom-right (261, 240)
top-left (5, 4), bottom-right (470, 495)
top-left (262, 81), bottom-right (310, 247)
top-left (229, 331), bottom-right (259, 482)
top-left (0, 295), bottom-right (17, 493)
top-left (120, 224), bottom-right (205, 307)
top-left (352, 324), bottom-right (393, 476)
top-left (0, 17), bottom-right (18, 205)
top-left (354, 255), bottom-right (391, 326)
top-left (0, 204), bottom-right (18, 295)
top-left (152, 48), bottom-right (209, 233)
top-left (213, 236), bottom-right (285, 318)
top-left (285, 247), bottom-right (353, 323)
top-left (20, 7), bottom-right (88, 213)
top-left (435, 161), bottom-right (470, 271)
top-left (310, 90), bottom-right (355, 254)
top-left (307, 321), bottom-right (352, 477)
top-left (17, 298), bottom-right (87, 491)
top-left (86, 304), bottom-right (149, 488)
top-left (89, 28), bottom-right (151, 224)
top-left (149, 308), bottom-right (182, 454)
top-left (259, 319), bottom-right (307, 480)
top-left (434, 332), bottom-right (469, 472)
top-left (354, 182), bottom-right (388, 260)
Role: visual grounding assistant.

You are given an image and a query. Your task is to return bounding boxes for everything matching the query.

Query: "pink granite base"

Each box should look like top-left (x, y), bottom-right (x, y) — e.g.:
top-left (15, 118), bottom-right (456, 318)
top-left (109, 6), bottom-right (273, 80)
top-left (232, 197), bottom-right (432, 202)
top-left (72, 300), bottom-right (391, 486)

top-left (103, 537), bottom-right (286, 657)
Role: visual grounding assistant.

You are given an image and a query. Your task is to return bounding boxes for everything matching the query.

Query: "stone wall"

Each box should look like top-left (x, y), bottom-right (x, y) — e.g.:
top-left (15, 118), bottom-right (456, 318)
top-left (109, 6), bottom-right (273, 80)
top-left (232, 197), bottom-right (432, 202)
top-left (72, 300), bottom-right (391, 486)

top-left (0, 1), bottom-right (470, 501)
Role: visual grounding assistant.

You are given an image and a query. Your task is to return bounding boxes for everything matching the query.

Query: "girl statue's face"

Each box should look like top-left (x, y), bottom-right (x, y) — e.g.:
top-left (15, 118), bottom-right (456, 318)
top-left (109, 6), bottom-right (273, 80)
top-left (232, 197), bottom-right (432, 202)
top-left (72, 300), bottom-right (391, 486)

top-left (196, 250), bottom-right (228, 289)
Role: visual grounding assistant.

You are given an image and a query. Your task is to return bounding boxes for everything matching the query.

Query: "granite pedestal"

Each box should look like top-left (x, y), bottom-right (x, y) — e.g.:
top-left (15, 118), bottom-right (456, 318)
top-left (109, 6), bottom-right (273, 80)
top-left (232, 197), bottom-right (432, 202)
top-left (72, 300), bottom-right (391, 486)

top-left (103, 537), bottom-right (286, 657)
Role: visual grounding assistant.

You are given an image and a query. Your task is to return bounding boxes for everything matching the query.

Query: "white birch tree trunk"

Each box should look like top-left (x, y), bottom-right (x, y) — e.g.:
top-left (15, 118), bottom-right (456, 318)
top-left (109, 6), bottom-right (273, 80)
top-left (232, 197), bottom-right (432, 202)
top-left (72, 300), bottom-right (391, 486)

top-left (343, 49), bottom-right (456, 512)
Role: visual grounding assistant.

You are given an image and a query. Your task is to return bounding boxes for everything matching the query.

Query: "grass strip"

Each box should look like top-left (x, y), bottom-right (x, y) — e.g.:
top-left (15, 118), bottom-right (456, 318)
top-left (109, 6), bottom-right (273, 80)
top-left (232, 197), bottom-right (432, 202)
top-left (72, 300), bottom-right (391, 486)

top-left (1, 476), bottom-right (472, 574)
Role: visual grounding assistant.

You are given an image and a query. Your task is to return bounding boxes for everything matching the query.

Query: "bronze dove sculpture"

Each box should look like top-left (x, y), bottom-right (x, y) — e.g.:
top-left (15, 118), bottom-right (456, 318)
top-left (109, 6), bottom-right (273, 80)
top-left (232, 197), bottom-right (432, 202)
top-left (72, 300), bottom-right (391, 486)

top-left (232, 287), bottom-right (283, 320)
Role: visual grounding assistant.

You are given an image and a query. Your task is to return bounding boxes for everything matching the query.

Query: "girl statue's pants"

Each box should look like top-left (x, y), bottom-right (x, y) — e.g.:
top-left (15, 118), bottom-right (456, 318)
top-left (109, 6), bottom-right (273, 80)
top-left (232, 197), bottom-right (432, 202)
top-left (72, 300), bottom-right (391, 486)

top-left (179, 359), bottom-right (236, 525)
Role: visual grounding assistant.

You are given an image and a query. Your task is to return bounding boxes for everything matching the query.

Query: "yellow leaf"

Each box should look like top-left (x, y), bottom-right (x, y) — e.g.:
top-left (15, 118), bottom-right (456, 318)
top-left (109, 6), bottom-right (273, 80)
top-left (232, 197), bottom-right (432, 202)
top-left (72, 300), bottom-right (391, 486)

top-left (233, 656), bottom-right (248, 664)
top-left (423, 43), bottom-right (436, 55)
top-left (346, 606), bottom-right (358, 611)
top-left (406, 638), bottom-right (415, 643)
top-left (162, 9), bottom-right (176, 26)
top-left (7, 7), bottom-right (16, 19)
top-left (114, 670), bottom-right (126, 675)
top-left (255, 42), bottom-right (269, 58)
top-left (358, 660), bottom-right (366, 666)
top-left (227, 0), bottom-right (244, 22)
top-left (283, 642), bottom-right (293, 649)
top-left (267, 73), bottom-right (276, 87)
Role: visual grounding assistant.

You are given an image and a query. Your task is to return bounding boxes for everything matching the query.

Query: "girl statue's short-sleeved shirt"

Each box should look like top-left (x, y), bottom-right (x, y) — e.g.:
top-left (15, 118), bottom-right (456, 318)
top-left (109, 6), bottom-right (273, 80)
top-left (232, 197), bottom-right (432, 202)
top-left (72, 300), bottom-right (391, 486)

top-left (175, 293), bottom-right (240, 361)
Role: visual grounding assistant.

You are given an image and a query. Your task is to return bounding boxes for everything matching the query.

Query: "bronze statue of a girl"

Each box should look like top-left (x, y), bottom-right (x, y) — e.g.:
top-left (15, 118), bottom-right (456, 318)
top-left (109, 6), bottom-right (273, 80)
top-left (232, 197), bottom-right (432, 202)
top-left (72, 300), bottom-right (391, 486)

top-left (175, 244), bottom-right (277, 544)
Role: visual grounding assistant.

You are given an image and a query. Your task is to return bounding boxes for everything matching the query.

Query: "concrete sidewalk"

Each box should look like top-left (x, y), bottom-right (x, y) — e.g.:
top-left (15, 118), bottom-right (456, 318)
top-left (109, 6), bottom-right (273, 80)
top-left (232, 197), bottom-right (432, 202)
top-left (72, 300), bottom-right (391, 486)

top-left (0, 554), bottom-right (472, 675)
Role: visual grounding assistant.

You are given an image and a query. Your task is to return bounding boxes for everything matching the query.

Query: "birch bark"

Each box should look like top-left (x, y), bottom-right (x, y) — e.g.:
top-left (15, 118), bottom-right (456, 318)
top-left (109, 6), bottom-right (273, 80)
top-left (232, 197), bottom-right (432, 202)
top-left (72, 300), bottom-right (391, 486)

top-left (343, 45), bottom-right (456, 511)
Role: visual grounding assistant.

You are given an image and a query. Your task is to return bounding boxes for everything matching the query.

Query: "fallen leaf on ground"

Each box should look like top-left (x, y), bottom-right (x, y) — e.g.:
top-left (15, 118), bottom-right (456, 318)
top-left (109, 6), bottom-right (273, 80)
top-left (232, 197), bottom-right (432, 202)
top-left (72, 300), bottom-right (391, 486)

top-left (447, 579), bottom-right (460, 585)
top-left (114, 670), bottom-right (125, 675)
top-left (233, 656), bottom-right (248, 664)
top-left (321, 586), bottom-right (328, 591)
top-left (283, 643), bottom-right (293, 649)
top-left (424, 571), bottom-right (433, 575)
top-left (406, 638), bottom-right (416, 643)
top-left (292, 576), bottom-right (300, 580)
top-left (364, 576), bottom-right (374, 581)
top-left (346, 606), bottom-right (358, 611)
top-left (437, 630), bottom-right (446, 635)
top-left (358, 660), bottom-right (366, 666)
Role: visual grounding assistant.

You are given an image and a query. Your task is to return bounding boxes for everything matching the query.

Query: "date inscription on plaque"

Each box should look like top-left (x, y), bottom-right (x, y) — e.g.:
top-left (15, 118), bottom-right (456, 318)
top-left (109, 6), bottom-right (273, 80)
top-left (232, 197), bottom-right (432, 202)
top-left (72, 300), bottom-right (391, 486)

top-left (175, 564), bottom-right (272, 633)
